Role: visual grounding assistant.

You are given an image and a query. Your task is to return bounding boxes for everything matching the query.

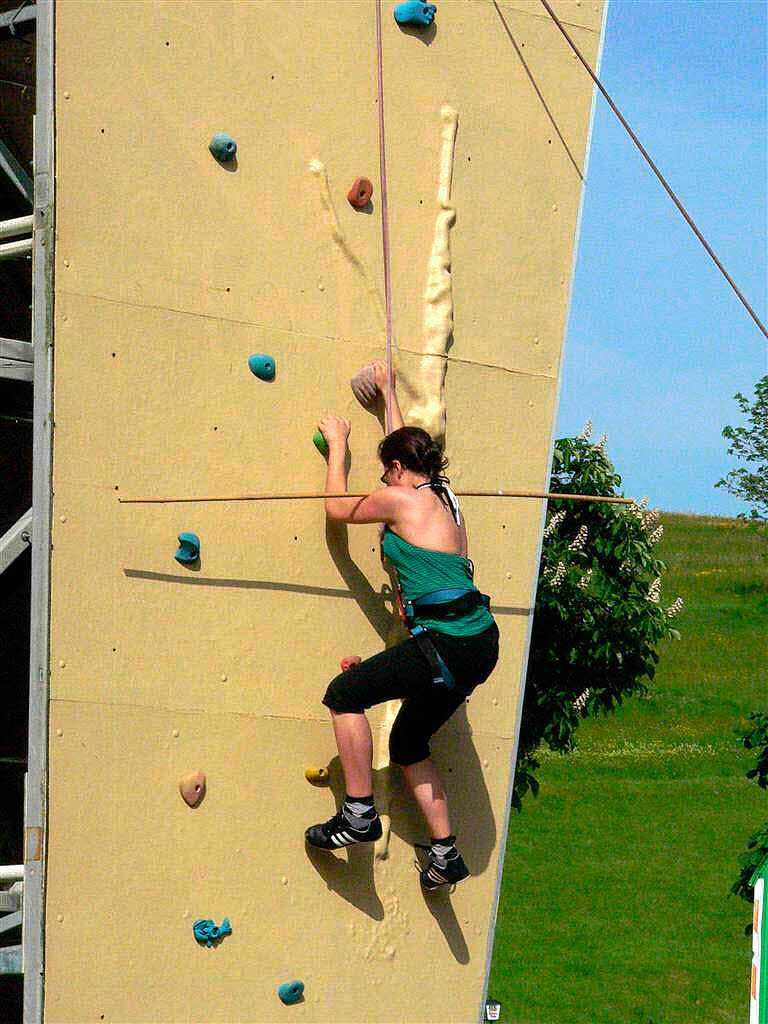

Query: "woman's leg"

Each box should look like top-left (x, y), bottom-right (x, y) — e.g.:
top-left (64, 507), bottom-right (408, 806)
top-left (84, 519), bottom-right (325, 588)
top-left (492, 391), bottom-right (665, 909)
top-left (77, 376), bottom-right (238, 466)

top-left (402, 756), bottom-right (451, 838)
top-left (330, 711), bottom-right (373, 797)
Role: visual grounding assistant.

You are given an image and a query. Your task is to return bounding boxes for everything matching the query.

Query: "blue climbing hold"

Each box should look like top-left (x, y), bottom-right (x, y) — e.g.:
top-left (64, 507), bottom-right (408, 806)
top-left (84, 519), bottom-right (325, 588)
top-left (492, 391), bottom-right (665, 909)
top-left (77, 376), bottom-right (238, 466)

top-left (175, 532), bottom-right (200, 564)
top-left (209, 133), bottom-right (237, 162)
top-left (248, 354), bottom-right (276, 381)
top-left (193, 918), bottom-right (232, 947)
top-left (394, 1), bottom-right (436, 27)
top-left (277, 981), bottom-right (304, 1006)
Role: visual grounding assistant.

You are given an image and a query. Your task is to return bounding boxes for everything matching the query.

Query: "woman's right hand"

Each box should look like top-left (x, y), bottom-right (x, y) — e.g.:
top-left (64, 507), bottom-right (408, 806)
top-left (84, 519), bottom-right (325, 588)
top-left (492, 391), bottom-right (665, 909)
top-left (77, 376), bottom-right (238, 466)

top-left (372, 359), bottom-right (396, 395)
top-left (318, 413), bottom-right (350, 451)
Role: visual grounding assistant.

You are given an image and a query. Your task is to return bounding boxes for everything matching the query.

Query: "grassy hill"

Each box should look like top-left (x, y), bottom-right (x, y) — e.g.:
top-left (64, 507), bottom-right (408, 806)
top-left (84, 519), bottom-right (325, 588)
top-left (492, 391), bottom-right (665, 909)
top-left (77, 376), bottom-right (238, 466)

top-left (488, 513), bottom-right (768, 1024)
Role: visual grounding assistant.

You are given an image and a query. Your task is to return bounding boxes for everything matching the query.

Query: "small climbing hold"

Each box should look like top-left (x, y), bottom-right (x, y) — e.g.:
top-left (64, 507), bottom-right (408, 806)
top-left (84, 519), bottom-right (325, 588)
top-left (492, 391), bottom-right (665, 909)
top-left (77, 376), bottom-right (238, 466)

top-left (277, 981), bottom-right (304, 1006)
top-left (394, 1), bottom-right (436, 27)
top-left (248, 354), bottom-right (276, 381)
top-left (347, 176), bottom-right (373, 208)
top-left (340, 655), bottom-right (362, 672)
top-left (304, 766), bottom-right (329, 785)
top-left (175, 532), bottom-right (200, 564)
top-left (179, 771), bottom-right (207, 808)
top-left (313, 429), bottom-right (329, 458)
top-left (209, 133), bottom-right (237, 162)
top-left (350, 364), bottom-right (377, 407)
top-left (193, 918), bottom-right (232, 947)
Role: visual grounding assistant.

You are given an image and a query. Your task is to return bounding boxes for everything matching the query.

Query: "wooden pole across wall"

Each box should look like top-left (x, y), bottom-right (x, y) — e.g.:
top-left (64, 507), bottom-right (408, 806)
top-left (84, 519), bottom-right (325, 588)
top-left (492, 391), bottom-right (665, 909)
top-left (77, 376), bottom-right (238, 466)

top-left (118, 490), bottom-right (635, 506)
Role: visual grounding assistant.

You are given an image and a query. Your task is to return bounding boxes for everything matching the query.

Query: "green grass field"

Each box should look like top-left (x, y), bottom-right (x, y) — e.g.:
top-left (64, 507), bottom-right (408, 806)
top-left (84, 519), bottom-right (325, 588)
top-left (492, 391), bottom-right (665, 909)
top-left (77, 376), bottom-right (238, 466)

top-left (488, 513), bottom-right (768, 1024)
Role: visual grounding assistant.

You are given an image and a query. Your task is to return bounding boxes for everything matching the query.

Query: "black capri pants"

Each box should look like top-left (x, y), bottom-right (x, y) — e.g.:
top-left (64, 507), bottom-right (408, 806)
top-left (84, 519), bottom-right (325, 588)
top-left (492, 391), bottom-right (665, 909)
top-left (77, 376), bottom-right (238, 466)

top-left (322, 622), bottom-right (499, 766)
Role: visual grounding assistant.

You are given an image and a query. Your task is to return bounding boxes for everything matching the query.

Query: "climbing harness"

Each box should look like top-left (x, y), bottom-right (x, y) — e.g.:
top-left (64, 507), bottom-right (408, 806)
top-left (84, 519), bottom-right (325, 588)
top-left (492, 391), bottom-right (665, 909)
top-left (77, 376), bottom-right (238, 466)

top-left (385, 480), bottom-right (492, 694)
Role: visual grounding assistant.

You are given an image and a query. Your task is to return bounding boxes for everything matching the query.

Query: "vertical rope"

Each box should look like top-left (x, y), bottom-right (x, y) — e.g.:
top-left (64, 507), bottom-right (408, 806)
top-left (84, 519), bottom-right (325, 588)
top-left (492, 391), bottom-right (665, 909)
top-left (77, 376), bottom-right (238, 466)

top-left (375, 0), bottom-right (395, 433)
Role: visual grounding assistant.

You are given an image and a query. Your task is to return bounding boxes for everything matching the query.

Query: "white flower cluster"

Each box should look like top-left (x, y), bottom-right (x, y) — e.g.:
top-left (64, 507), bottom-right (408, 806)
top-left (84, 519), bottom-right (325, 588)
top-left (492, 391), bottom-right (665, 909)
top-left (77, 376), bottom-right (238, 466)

top-left (648, 525), bottom-right (664, 544)
top-left (568, 524), bottom-right (589, 551)
top-left (543, 509), bottom-right (567, 539)
top-left (643, 506), bottom-right (661, 530)
top-left (619, 559), bottom-right (632, 574)
top-left (543, 561), bottom-right (567, 587)
top-left (666, 597), bottom-right (684, 618)
top-left (647, 576), bottom-right (661, 603)
top-left (597, 433), bottom-right (608, 453)
top-left (627, 497), bottom-right (649, 521)
top-left (578, 419), bottom-right (593, 441)
top-left (577, 569), bottom-right (593, 590)
top-left (572, 688), bottom-right (590, 713)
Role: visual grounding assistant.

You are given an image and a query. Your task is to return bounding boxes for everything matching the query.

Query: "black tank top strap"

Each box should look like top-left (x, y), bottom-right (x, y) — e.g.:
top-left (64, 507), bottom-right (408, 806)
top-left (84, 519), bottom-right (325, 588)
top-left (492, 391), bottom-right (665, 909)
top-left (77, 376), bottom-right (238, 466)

top-left (415, 477), bottom-right (461, 526)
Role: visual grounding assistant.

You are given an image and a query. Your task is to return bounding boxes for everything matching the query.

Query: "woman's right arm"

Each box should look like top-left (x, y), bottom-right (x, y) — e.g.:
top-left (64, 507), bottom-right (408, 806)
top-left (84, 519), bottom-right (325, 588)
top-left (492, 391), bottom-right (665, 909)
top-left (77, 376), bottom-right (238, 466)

top-left (373, 360), bottom-right (404, 431)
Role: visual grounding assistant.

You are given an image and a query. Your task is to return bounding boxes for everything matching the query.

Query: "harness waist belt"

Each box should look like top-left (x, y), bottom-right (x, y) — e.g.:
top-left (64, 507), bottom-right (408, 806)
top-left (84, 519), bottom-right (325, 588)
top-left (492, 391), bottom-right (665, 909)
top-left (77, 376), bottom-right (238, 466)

top-left (408, 589), bottom-right (490, 622)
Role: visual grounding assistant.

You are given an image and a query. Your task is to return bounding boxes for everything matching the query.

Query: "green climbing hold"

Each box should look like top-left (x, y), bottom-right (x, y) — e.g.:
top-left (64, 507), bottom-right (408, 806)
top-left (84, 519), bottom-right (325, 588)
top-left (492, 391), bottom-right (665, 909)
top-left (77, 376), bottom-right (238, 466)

top-left (277, 981), bottom-right (304, 1006)
top-left (175, 532), bottom-right (200, 564)
top-left (248, 354), bottom-right (276, 381)
top-left (209, 132), bottom-right (237, 162)
top-left (313, 430), bottom-right (329, 458)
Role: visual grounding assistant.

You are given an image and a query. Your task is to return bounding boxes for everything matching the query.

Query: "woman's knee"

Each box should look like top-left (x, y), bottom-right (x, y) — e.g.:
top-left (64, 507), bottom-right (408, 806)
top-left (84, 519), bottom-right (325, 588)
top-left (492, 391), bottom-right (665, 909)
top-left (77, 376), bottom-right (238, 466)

top-left (322, 672), bottom-right (364, 714)
top-left (389, 723), bottom-right (430, 767)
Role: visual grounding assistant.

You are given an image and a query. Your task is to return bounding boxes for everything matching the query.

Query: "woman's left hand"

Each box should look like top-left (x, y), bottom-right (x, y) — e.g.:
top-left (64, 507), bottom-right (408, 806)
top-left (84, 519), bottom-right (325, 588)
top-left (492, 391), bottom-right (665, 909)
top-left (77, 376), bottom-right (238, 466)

top-left (318, 413), bottom-right (351, 450)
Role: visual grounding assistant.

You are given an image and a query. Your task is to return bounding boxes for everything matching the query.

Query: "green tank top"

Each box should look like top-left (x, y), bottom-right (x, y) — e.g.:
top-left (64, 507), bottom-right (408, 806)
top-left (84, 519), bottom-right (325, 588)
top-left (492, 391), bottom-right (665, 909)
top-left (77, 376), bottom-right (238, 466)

top-left (381, 527), bottom-right (494, 637)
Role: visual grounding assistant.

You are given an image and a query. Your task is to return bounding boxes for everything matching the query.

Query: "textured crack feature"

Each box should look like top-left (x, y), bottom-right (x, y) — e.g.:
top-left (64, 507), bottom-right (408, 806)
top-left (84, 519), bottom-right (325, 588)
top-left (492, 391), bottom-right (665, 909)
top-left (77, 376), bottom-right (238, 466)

top-left (405, 105), bottom-right (458, 443)
top-left (308, 158), bottom-right (384, 329)
top-left (364, 876), bottom-right (410, 961)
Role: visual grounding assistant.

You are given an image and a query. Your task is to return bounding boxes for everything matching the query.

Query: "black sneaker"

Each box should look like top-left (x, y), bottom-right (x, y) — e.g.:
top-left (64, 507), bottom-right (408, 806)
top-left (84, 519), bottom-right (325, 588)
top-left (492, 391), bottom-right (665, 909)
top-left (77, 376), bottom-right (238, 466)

top-left (305, 808), bottom-right (383, 850)
top-left (419, 849), bottom-right (470, 890)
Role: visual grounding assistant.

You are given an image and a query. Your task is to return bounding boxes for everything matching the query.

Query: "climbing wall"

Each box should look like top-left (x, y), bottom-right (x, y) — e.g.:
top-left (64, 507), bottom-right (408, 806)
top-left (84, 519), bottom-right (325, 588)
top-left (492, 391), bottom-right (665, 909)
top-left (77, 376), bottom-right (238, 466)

top-left (45, 1), bottom-right (604, 1021)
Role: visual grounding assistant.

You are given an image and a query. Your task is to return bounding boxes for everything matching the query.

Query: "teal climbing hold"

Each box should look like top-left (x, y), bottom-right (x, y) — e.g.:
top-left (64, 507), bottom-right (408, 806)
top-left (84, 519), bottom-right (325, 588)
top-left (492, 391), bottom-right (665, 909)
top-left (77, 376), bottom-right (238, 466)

top-left (248, 354), bottom-right (276, 381)
top-left (277, 981), bottom-right (304, 1006)
top-left (175, 532), bottom-right (200, 564)
top-left (312, 430), bottom-right (329, 458)
top-left (209, 133), bottom-right (237, 162)
top-left (394, 1), bottom-right (436, 27)
top-left (193, 918), bottom-right (232, 947)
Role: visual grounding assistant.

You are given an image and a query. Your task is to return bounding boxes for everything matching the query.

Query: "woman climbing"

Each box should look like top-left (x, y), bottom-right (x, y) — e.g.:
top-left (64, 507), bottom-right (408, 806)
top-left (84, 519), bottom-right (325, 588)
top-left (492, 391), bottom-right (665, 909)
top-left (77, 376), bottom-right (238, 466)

top-left (305, 361), bottom-right (499, 890)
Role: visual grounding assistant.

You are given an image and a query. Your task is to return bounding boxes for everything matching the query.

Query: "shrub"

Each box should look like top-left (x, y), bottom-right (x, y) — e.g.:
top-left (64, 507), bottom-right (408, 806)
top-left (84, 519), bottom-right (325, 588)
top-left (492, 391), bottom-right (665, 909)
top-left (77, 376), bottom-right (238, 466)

top-left (514, 425), bottom-right (682, 810)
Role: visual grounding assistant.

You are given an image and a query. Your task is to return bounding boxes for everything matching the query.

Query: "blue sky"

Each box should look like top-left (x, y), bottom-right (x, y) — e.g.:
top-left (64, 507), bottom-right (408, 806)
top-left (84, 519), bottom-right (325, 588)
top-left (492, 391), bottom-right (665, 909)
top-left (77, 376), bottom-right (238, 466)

top-left (557, 0), bottom-right (767, 516)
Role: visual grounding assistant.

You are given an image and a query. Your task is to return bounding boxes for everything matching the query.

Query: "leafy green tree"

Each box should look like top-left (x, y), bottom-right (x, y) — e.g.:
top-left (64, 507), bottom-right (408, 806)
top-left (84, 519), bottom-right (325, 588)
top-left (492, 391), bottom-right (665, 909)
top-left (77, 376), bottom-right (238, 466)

top-left (731, 712), bottom-right (768, 910)
top-left (513, 425), bottom-right (682, 810)
top-left (716, 375), bottom-right (768, 521)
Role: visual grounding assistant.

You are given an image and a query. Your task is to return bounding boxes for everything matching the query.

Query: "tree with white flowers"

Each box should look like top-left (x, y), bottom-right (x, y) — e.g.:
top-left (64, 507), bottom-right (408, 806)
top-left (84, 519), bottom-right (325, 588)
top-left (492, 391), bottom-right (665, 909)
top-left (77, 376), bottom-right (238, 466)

top-left (716, 375), bottom-right (768, 521)
top-left (513, 425), bottom-right (683, 810)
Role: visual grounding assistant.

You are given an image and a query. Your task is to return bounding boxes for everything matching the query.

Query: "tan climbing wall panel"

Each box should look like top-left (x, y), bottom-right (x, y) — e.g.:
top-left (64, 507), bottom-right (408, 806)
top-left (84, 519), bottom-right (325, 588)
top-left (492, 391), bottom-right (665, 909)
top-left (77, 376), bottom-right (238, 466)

top-left (46, 1), bottom-right (604, 1021)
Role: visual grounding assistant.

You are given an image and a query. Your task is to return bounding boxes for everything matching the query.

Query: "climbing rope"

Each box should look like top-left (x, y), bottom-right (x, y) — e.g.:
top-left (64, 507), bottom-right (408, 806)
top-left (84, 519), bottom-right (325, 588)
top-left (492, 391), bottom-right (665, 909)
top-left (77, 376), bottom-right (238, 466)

top-left (375, 0), bottom-right (396, 432)
top-left (538, 0), bottom-right (768, 341)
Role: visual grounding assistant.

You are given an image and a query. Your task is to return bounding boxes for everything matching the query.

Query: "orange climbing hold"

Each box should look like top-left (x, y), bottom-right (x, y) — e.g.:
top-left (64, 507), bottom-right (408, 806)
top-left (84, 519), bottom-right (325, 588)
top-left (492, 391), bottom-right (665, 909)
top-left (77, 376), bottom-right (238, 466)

top-left (347, 177), bottom-right (373, 208)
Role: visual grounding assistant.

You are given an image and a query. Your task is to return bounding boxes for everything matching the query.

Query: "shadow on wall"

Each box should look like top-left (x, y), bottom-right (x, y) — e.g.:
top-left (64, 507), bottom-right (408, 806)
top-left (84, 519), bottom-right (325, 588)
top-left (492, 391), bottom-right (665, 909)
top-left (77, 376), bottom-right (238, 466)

top-left (305, 707), bottom-right (494, 965)
top-left (324, 519), bottom-right (394, 642)
top-left (124, 505), bottom-right (509, 962)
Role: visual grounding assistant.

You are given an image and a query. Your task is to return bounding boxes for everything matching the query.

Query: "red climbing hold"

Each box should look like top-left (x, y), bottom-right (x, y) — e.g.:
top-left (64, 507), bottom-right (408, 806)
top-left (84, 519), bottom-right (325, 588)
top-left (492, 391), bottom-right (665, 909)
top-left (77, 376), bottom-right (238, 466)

top-left (347, 177), bottom-right (373, 208)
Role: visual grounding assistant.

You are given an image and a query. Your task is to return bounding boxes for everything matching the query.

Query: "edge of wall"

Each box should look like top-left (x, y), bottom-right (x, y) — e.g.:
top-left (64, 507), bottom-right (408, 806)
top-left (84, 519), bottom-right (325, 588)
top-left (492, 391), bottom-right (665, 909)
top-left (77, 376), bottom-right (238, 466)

top-left (25, 0), bottom-right (55, 1020)
top-left (477, 3), bottom-right (610, 1019)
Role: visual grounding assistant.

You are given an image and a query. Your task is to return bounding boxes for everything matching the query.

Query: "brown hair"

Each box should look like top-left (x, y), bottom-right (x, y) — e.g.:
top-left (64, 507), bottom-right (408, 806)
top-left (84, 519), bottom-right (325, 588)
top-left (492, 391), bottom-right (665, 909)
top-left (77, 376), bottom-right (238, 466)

top-left (378, 427), bottom-right (449, 482)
